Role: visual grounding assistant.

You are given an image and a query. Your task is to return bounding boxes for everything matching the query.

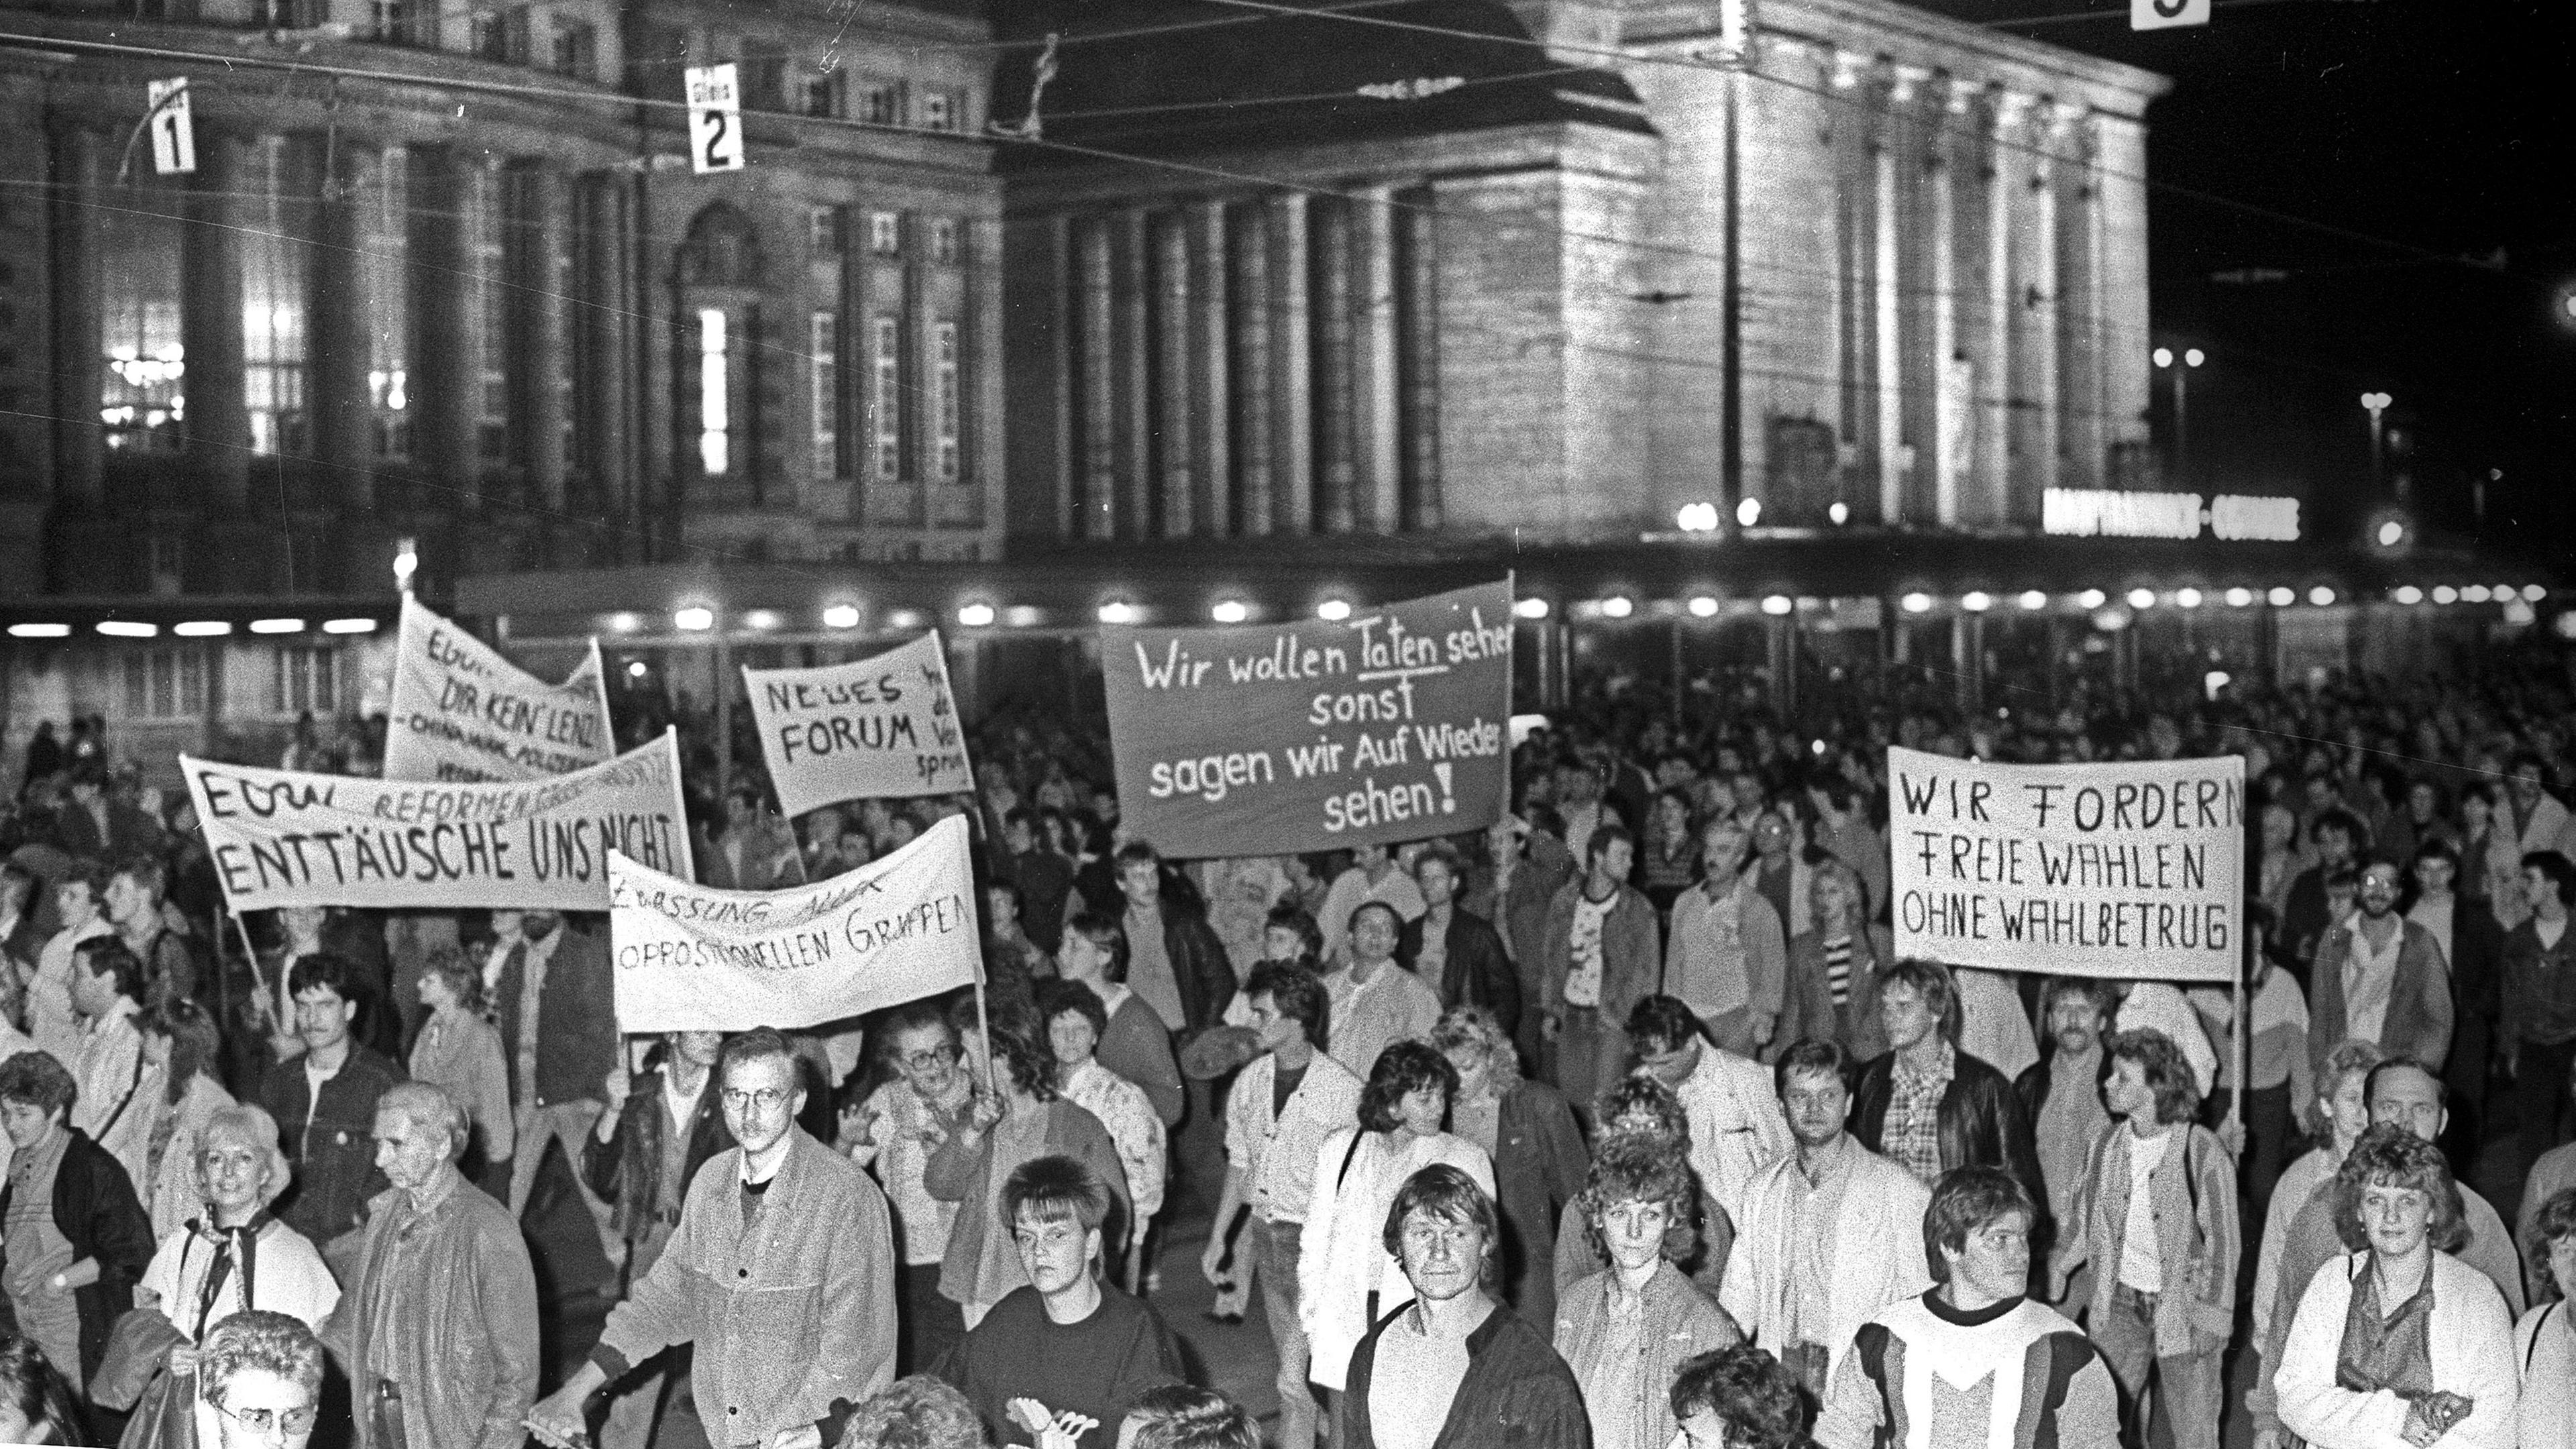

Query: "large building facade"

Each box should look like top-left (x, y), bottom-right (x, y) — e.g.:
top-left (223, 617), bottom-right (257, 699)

top-left (1000, 0), bottom-right (2168, 547)
top-left (0, 0), bottom-right (1004, 757)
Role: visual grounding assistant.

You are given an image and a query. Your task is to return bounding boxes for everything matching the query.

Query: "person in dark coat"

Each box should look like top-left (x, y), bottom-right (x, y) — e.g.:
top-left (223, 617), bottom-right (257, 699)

top-left (1338, 1163), bottom-right (1588, 1449)
top-left (0, 1049), bottom-right (156, 1395)
top-left (492, 911), bottom-right (622, 1263)
top-left (1400, 846), bottom-right (1521, 1038)
top-left (255, 953), bottom-right (403, 1266)
top-left (1848, 960), bottom-right (2045, 1220)
top-left (1431, 1007), bottom-right (1585, 1328)
top-left (1110, 843), bottom-right (1237, 1034)
top-left (19, 722), bottom-right (62, 792)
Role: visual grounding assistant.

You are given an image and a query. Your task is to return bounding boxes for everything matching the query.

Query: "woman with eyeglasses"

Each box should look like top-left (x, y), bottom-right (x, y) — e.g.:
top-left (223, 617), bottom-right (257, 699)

top-left (191, 1310), bottom-right (325, 1449)
top-left (843, 1004), bottom-right (981, 1373)
top-left (924, 1018), bottom-right (1131, 1330)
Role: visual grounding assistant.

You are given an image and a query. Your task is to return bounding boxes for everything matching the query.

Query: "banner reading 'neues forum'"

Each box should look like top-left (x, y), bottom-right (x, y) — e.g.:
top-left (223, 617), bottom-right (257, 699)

top-left (382, 597), bottom-right (616, 784)
top-left (608, 814), bottom-right (979, 1032)
top-left (743, 633), bottom-right (974, 818)
top-left (1888, 745), bottom-right (2245, 983)
top-left (183, 732), bottom-right (692, 913)
top-left (1104, 581), bottom-right (1513, 858)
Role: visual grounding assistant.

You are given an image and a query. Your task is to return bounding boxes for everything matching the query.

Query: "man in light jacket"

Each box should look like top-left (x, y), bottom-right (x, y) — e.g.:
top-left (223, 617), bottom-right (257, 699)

top-left (1721, 1038), bottom-right (1931, 1397)
top-left (531, 1028), bottom-right (898, 1449)
top-left (2308, 861), bottom-right (2454, 1079)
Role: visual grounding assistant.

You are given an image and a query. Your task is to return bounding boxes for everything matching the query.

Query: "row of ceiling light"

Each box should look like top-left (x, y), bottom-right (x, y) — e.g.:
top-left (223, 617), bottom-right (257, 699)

top-left (4, 617), bottom-right (381, 640)
top-left (591, 581), bottom-right (2553, 637)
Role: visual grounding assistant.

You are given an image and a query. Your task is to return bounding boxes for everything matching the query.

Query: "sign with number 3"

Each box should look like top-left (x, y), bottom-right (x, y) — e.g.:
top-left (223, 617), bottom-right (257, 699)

top-left (684, 62), bottom-right (746, 173)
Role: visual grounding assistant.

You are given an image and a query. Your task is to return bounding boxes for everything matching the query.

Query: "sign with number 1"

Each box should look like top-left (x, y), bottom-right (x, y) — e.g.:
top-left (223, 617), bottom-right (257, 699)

top-left (684, 62), bottom-right (745, 173)
top-left (147, 78), bottom-right (196, 176)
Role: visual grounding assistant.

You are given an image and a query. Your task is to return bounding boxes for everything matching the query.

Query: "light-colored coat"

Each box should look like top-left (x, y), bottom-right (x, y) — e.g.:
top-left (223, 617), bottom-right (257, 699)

top-left (2277, 1250), bottom-right (2516, 1449)
top-left (1298, 1126), bottom-right (1493, 1391)
top-left (2057, 1121), bottom-right (2239, 1355)
top-left (1719, 1138), bottom-right (1932, 1382)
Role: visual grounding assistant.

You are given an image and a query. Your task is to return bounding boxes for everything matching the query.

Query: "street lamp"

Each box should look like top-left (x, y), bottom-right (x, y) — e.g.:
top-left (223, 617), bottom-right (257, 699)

top-left (2155, 346), bottom-right (2204, 484)
top-left (2361, 392), bottom-right (2394, 492)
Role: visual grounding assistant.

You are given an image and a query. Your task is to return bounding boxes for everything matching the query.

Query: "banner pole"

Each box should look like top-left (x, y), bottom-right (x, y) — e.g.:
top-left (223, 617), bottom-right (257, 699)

top-left (973, 971), bottom-right (997, 1097)
top-left (2232, 953), bottom-right (2248, 1146)
top-left (225, 908), bottom-right (269, 1036)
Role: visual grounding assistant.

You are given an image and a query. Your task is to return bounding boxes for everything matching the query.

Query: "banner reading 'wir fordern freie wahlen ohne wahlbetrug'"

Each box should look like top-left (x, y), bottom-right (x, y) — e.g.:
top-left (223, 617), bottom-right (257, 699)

top-left (1102, 581), bottom-right (1513, 859)
top-left (1887, 745), bottom-right (2245, 983)
top-left (184, 731), bottom-right (692, 913)
top-left (608, 813), bottom-right (979, 1032)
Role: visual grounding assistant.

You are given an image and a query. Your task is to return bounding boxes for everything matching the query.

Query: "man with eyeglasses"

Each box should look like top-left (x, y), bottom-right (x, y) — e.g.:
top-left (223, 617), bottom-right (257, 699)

top-left (194, 1309), bottom-right (327, 1449)
top-left (843, 1002), bottom-right (981, 1374)
top-left (323, 1081), bottom-right (539, 1449)
top-left (534, 1027), bottom-right (898, 1449)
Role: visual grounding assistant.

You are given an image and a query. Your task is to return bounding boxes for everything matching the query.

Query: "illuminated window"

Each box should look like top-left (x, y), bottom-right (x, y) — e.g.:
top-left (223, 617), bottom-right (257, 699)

top-left (123, 647), bottom-right (207, 719)
top-left (812, 311), bottom-right (841, 478)
top-left (869, 211), bottom-right (900, 256)
top-left (920, 89), bottom-right (960, 132)
top-left (362, 148), bottom-right (412, 458)
top-left (270, 647), bottom-right (340, 715)
top-left (100, 180), bottom-right (184, 453)
top-left (241, 138), bottom-right (309, 458)
top-left (932, 320), bottom-right (959, 482)
top-left (809, 205), bottom-right (843, 256)
top-left (699, 308), bottom-right (729, 476)
top-left (870, 314), bottom-right (901, 481)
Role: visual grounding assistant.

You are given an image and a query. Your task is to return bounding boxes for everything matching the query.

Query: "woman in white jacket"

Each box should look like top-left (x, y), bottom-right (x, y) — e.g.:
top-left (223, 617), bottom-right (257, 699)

top-left (2514, 1187), bottom-right (2576, 1449)
top-left (1299, 1038), bottom-right (1494, 1397)
top-left (2275, 1126), bottom-right (2515, 1449)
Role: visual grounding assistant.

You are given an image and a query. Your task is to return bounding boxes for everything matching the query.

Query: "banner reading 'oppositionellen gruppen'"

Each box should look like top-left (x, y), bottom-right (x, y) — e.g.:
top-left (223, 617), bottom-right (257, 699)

top-left (743, 633), bottom-right (974, 817)
top-left (1887, 745), bottom-right (2245, 983)
top-left (1103, 580), bottom-right (1513, 858)
top-left (608, 814), bottom-right (979, 1032)
top-left (382, 596), bottom-right (616, 784)
top-left (184, 731), bottom-right (692, 913)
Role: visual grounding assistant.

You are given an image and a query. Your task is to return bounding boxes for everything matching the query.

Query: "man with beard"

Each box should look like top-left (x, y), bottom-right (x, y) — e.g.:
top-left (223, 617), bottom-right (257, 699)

top-left (2308, 861), bottom-right (2453, 1077)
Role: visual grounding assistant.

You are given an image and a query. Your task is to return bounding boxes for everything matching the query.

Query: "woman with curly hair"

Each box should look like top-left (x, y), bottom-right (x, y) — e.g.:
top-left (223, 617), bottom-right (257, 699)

top-left (1555, 1137), bottom-right (1740, 1449)
top-left (2255, 1038), bottom-right (2381, 1349)
top-left (1670, 1344), bottom-right (1804, 1449)
top-left (407, 945), bottom-right (515, 1186)
top-left (2275, 1124), bottom-right (2516, 1449)
top-left (2516, 1187), bottom-right (2576, 1449)
top-left (1431, 1005), bottom-right (1584, 1325)
top-left (1554, 1075), bottom-right (1731, 1294)
top-left (127, 998), bottom-right (237, 1239)
top-left (1299, 1039), bottom-right (1493, 1398)
top-left (924, 1021), bottom-right (1130, 1329)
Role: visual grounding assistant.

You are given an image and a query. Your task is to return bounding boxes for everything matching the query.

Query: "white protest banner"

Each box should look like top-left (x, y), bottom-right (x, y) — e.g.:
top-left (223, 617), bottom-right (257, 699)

top-left (1888, 745), bottom-right (2245, 983)
top-left (608, 813), bottom-right (979, 1032)
top-left (184, 731), bottom-right (692, 913)
top-left (382, 596), bottom-right (615, 784)
top-left (743, 633), bottom-right (974, 816)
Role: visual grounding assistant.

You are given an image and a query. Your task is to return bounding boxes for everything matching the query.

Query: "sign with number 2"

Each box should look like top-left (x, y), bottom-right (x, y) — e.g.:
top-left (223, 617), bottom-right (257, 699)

top-left (684, 62), bottom-right (745, 173)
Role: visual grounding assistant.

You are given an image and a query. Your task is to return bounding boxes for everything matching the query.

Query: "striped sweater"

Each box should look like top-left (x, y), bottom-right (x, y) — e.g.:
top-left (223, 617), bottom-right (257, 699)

top-left (1814, 1293), bottom-right (2118, 1449)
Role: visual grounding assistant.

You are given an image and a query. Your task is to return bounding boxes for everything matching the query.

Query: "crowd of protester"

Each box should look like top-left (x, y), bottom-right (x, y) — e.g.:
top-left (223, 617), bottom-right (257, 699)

top-left (0, 629), bottom-right (2571, 1449)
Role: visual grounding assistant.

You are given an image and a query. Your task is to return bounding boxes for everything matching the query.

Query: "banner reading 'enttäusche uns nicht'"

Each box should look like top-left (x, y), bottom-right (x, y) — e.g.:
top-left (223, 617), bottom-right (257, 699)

top-left (1102, 581), bottom-right (1513, 859)
top-left (608, 813), bottom-right (979, 1033)
top-left (183, 731), bottom-right (692, 913)
top-left (1887, 745), bottom-right (2245, 983)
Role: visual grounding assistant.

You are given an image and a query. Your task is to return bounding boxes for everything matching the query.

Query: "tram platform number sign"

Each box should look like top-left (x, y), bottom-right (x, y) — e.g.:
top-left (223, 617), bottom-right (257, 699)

top-left (148, 78), bottom-right (196, 176)
top-left (2132, 0), bottom-right (2209, 29)
top-left (685, 63), bottom-right (746, 173)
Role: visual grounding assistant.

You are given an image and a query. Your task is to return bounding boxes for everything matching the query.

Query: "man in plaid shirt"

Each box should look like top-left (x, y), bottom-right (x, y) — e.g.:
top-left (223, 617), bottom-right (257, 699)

top-left (1846, 961), bottom-right (2045, 1230)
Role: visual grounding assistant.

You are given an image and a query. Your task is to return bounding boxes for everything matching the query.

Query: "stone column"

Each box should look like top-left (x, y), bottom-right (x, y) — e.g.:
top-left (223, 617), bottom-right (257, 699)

top-left (1890, 65), bottom-right (1935, 524)
top-left (1928, 78), bottom-right (1978, 527)
top-left (1872, 65), bottom-right (1911, 527)
top-left (311, 139), bottom-right (370, 510)
top-left (1312, 196), bottom-right (1356, 534)
top-left (1118, 208), bottom-right (1152, 537)
top-left (48, 123), bottom-right (103, 511)
top-left (182, 129), bottom-right (250, 511)
top-left (1040, 214), bottom-right (1073, 537)
top-left (1230, 203), bottom-right (1273, 536)
top-left (1978, 93), bottom-right (2031, 528)
top-left (1397, 193), bottom-right (1440, 531)
top-left (2024, 103), bottom-right (2071, 511)
top-left (1075, 215), bottom-right (1116, 540)
top-left (410, 146), bottom-right (480, 511)
top-left (577, 172), bottom-right (636, 517)
top-left (1354, 184), bottom-right (1401, 533)
top-left (2094, 111), bottom-right (2154, 464)
top-left (1827, 49), bottom-right (1867, 511)
top-left (1266, 193), bottom-right (1311, 535)
top-left (1190, 200), bottom-right (1231, 537)
top-left (515, 162), bottom-right (570, 514)
top-left (2058, 113), bottom-right (2104, 491)
top-left (1153, 211), bottom-right (1193, 539)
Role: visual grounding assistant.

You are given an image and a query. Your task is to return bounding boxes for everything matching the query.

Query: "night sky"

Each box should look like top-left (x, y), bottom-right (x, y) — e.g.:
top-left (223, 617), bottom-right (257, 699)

top-left (1917, 0), bottom-right (2575, 564)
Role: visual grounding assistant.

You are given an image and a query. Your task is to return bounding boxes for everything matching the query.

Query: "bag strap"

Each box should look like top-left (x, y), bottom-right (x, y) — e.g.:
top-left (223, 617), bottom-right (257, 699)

top-left (97, 1046), bottom-right (148, 1141)
top-left (2529, 1301), bottom-right (2561, 1375)
top-left (1337, 1132), bottom-right (1365, 1191)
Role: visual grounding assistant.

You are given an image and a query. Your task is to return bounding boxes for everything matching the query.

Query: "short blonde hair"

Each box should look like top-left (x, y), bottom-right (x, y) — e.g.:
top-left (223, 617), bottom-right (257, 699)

top-left (198, 1104), bottom-right (294, 1208)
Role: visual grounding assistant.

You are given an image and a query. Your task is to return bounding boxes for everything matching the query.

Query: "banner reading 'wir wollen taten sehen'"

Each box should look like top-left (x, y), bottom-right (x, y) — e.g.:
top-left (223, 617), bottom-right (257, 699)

top-left (1102, 581), bottom-right (1513, 859)
top-left (1887, 745), bottom-right (2245, 984)
top-left (183, 731), bottom-right (692, 913)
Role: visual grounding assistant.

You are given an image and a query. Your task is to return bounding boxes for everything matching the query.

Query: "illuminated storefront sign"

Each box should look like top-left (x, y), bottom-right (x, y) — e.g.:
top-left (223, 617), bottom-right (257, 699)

top-left (2043, 490), bottom-right (2301, 541)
